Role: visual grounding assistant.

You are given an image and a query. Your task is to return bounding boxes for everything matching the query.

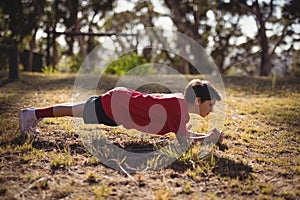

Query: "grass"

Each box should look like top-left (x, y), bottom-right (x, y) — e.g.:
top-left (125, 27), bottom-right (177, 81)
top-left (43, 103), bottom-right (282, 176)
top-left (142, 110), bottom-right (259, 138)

top-left (0, 72), bottom-right (299, 199)
top-left (154, 187), bottom-right (172, 200)
top-left (49, 150), bottom-right (74, 170)
top-left (92, 184), bottom-right (112, 199)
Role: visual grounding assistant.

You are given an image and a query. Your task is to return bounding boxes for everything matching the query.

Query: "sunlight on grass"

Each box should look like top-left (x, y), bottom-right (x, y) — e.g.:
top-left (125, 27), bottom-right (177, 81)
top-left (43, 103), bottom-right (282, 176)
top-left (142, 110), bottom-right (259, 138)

top-left (154, 188), bottom-right (172, 200)
top-left (84, 171), bottom-right (103, 184)
top-left (92, 184), bottom-right (112, 199)
top-left (49, 149), bottom-right (74, 170)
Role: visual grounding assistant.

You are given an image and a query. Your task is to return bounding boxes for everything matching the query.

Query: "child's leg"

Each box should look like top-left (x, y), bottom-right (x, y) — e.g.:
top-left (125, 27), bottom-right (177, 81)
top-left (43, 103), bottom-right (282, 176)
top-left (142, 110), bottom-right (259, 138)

top-left (20, 102), bottom-right (86, 134)
top-left (35, 102), bottom-right (85, 119)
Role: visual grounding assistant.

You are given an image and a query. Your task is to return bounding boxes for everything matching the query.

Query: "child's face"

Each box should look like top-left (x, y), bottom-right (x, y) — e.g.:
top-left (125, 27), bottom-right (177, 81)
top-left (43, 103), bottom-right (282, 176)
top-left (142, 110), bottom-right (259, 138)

top-left (199, 100), bottom-right (216, 117)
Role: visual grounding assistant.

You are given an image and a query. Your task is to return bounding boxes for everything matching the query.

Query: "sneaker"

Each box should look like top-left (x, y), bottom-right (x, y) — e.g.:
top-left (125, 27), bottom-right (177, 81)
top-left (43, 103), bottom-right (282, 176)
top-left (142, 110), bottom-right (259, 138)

top-left (19, 108), bottom-right (41, 135)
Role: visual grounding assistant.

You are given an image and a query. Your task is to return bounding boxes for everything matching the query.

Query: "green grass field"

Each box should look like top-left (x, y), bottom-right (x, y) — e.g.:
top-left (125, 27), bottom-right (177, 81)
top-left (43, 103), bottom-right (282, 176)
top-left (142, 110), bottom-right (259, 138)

top-left (0, 72), bottom-right (299, 200)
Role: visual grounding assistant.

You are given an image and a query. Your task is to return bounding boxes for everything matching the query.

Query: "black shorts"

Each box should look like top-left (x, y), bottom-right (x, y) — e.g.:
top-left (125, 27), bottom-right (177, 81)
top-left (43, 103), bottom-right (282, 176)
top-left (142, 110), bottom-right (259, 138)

top-left (83, 96), bottom-right (118, 126)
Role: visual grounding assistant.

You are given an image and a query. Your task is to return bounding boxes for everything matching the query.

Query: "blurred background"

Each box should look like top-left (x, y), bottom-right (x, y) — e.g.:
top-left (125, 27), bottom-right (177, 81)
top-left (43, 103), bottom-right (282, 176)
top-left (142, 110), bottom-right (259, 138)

top-left (0, 0), bottom-right (299, 78)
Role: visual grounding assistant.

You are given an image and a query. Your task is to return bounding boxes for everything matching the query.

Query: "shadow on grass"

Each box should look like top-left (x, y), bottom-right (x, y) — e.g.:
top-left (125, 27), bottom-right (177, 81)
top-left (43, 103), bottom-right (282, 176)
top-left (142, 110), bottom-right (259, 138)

top-left (83, 137), bottom-right (174, 173)
top-left (0, 78), bottom-right (16, 88)
top-left (0, 133), bottom-right (88, 155)
top-left (222, 75), bottom-right (300, 94)
top-left (0, 134), bottom-right (253, 180)
top-left (31, 138), bottom-right (88, 154)
top-left (212, 156), bottom-right (253, 180)
top-left (79, 136), bottom-right (252, 179)
top-left (0, 72), bottom-right (76, 96)
top-left (117, 142), bottom-right (157, 153)
top-left (0, 133), bottom-right (28, 147)
top-left (169, 154), bottom-right (253, 180)
top-left (262, 104), bottom-right (300, 132)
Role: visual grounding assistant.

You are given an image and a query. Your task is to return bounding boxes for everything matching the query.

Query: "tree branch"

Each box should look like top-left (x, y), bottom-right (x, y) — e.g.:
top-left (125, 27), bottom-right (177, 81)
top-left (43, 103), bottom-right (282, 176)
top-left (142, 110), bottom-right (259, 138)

top-left (269, 24), bottom-right (288, 56)
top-left (163, 0), bottom-right (195, 37)
top-left (266, 0), bottom-right (274, 21)
top-left (235, 0), bottom-right (257, 16)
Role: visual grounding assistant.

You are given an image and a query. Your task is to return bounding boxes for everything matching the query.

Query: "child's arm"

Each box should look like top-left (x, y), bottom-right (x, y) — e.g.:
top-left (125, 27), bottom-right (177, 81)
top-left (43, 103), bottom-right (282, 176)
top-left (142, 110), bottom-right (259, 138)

top-left (176, 128), bottom-right (223, 146)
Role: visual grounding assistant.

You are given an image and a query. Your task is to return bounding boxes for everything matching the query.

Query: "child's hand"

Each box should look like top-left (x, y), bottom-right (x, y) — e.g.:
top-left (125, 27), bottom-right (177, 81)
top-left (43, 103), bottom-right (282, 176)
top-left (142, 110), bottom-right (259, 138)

top-left (203, 128), bottom-right (223, 144)
top-left (188, 128), bottom-right (224, 144)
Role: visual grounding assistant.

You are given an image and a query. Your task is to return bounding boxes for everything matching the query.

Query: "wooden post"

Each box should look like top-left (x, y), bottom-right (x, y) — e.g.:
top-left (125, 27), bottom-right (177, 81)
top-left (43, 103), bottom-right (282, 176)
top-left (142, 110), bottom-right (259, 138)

top-left (46, 28), bottom-right (51, 66)
top-left (9, 44), bottom-right (19, 79)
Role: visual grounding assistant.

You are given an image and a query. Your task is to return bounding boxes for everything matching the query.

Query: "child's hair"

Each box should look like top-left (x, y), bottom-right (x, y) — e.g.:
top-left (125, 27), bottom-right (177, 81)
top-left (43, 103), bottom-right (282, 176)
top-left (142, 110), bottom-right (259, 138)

top-left (184, 79), bottom-right (222, 103)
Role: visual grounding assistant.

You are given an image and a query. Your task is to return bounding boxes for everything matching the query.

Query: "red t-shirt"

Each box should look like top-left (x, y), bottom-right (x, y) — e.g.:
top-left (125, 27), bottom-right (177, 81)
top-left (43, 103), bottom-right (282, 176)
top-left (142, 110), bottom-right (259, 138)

top-left (101, 87), bottom-right (190, 136)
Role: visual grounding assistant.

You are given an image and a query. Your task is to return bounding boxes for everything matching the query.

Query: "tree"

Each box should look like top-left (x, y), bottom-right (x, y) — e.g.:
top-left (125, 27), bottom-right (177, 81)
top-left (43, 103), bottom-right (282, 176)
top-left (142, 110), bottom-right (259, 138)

top-left (283, 0), bottom-right (300, 22)
top-left (103, 1), bottom-right (159, 49)
top-left (282, 0), bottom-right (300, 76)
top-left (209, 8), bottom-right (242, 73)
top-left (221, 0), bottom-right (293, 76)
top-left (42, 0), bottom-right (116, 70)
top-left (59, 0), bottom-right (115, 57)
top-left (0, 0), bottom-right (45, 71)
top-left (163, 0), bottom-right (213, 74)
top-left (103, 2), bottom-right (166, 63)
top-left (0, 0), bottom-right (44, 45)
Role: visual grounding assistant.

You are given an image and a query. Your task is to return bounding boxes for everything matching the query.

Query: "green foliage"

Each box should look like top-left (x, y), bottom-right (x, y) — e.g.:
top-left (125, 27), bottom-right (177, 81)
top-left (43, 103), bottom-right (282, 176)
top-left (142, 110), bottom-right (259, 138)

top-left (104, 52), bottom-right (154, 75)
top-left (41, 65), bottom-right (59, 74)
top-left (0, 0), bottom-right (46, 43)
top-left (56, 55), bottom-right (84, 73)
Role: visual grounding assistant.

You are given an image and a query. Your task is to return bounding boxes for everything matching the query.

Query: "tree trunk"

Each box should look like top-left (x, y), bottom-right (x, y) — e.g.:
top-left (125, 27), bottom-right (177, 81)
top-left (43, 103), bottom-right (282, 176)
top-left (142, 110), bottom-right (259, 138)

top-left (164, 0), bottom-right (206, 74)
top-left (182, 60), bottom-right (190, 74)
top-left (52, 33), bottom-right (58, 71)
top-left (28, 28), bottom-right (38, 72)
top-left (77, 34), bottom-right (87, 58)
top-left (66, 36), bottom-right (74, 56)
top-left (75, 19), bottom-right (87, 58)
top-left (258, 18), bottom-right (271, 76)
top-left (260, 47), bottom-right (271, 76)
top-left (237, 0), bottom-right (275, 76)
top-left (46, 28), bottom-right (51, 66)
top-left (9, 44), bottom-right (19, 79)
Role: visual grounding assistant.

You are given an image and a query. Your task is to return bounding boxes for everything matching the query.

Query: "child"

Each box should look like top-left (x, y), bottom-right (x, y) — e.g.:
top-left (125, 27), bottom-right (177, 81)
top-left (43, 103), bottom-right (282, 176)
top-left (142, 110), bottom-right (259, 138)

top-left (19, 79), bottom-right (223, 145)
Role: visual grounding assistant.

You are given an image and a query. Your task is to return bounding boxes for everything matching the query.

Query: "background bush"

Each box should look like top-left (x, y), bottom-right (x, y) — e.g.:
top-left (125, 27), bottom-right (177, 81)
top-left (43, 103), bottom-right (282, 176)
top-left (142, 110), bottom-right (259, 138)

top-left (104, 52), bottom-right (155, 75)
